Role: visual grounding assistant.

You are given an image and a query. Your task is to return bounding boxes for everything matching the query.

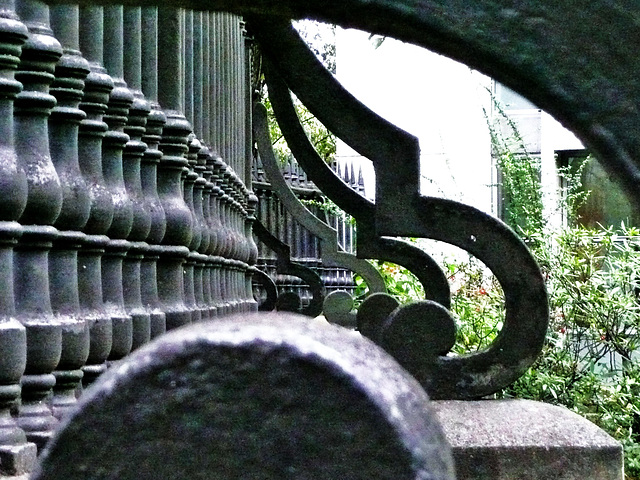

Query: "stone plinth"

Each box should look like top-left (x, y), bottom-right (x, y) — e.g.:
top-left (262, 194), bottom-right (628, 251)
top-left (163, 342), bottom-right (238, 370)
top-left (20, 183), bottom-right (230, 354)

top-left (432, 399), bottom-right (623, 480)
top-left (0, 443), bottom-right (37, 477)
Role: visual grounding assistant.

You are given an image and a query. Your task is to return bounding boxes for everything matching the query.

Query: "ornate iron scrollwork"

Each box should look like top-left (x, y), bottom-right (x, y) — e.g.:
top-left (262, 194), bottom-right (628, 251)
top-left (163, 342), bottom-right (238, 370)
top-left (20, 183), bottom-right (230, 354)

top-left (252, 219), bottom-right (325, 317)
top-left (253, 100), bottom-right (387, 296)
top-left (249, 17), bottom-right (549, 400)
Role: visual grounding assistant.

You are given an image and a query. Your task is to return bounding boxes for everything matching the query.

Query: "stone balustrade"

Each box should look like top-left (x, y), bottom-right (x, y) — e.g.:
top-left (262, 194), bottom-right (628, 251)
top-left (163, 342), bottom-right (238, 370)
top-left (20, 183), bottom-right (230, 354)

top-left (0, 3), bottom-right (258, 474)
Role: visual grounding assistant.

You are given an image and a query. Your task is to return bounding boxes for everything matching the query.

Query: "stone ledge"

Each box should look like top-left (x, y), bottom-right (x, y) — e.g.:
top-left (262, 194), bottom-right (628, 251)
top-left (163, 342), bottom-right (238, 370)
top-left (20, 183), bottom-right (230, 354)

top-left (432, 399), bottom-right (623, 480)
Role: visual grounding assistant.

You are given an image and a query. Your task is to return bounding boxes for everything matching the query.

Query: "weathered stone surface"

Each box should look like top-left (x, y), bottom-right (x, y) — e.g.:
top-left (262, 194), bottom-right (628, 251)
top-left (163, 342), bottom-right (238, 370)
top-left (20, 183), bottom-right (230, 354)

top-left (32, 313), bottom-right (455, 480)
top-left (381, 300), bottom-right (457, 362)
top-left (323, 290), bottom-right (356, 328)
top-left (357, 292), bottom-right (399, 342)
top-left (0, 443), bottom-right (37, 477)
top-left (432, 399), bottom-right (623, 480)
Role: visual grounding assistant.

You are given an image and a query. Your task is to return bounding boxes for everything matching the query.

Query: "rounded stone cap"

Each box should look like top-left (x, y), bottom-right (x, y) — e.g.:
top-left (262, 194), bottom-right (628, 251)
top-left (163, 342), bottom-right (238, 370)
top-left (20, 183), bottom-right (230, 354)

top-left (32, 313), bottom-right (455, 480)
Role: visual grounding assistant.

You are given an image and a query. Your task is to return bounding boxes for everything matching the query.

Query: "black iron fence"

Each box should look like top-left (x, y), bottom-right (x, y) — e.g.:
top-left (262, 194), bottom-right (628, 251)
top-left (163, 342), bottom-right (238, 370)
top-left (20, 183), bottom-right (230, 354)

top-left (252, 154), bottom-right (361, 310)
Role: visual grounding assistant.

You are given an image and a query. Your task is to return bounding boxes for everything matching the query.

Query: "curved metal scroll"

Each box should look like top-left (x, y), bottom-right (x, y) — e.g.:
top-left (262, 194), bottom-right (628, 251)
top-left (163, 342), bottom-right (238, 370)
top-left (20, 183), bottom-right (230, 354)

top-left (249, 266), bottom-right (278, 312)
top-left (250, 17), bottom-right (549, 400)
top-left (261, 62), bottom-right (452, 308)
top-left (252, 219), bottom-right (325, 317)
top-left (253, 101), bottom-right (386, 295)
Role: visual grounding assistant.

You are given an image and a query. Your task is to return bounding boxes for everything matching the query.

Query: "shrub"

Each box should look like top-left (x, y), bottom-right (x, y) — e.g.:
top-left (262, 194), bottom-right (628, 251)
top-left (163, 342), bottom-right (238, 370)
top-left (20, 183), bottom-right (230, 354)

top-left (447, 226), bottom-right (640, 479)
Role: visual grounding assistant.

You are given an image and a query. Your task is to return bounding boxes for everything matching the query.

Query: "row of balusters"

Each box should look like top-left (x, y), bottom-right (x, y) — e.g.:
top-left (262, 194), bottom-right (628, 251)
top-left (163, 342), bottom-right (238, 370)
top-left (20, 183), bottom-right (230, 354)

top-left (252, 155), bottom-right (364, 263)
top-left (0, 0), bottom-right (257, 465)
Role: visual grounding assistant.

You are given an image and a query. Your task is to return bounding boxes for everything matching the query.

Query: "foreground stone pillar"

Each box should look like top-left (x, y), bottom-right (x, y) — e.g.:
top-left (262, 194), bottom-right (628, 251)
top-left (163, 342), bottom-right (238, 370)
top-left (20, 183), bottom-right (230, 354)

top-left (30, 314), bottom-right (455, 480)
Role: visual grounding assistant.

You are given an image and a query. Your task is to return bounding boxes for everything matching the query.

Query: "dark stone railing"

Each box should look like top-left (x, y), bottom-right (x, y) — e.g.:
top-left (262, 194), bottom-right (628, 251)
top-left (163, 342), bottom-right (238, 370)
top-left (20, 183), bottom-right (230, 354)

top-left (0, 3), bottom-right (258, 473)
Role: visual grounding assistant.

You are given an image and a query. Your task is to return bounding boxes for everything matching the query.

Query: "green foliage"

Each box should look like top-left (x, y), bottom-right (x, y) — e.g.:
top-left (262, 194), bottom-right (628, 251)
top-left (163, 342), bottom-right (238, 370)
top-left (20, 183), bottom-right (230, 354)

top-left (300, 195), bottom-right (353, 224)
top-left (484, 93), bottom-right (546, 236)
top-left (502, 226), bottom-right (640, 479)
top-left (558, 154), bottom-right (592, 225)
top-left (424, 226), bottom-right (640, 478)
top-left (262, 95), bottom-right (336, 165)
top-left (294, 20), bottom-right (336, 74)
top-left (260, 20), bottom-right (336, 165)
top-left (444, 256), bottom-right (504, 354)
top-left (353, 260), bottom-right (424, 306)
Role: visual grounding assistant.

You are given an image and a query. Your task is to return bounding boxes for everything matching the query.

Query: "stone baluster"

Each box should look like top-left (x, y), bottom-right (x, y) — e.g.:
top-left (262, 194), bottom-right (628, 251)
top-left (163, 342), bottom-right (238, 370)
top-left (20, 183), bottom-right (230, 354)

top-left (235, 17), bottom-right (244, 179)
top-left (157, 6), bottom-right (192, 330)
top-left (214, 160), bottom-right (232, 315)
top-left (48, 4), bottom-right (92, 420)
top-left (207, 157), bottom-right (224, 315)
top-left (232, 178), bottom-right (248, 311)
top-left (192, 10), bottom-right (203, 141)
top-left (182, 136), bottom-right (200, 323)
top-left (227, 183), bottom-right (241, 312)
top-left (122, 6), bottom-right (152, 350)
top-left (13, 0), bottom-right (63, 451)
top-left (208, 12), bottom-right (218, 156)
top-left (76, 5), bottom-right (114, 387)
top-left (183, 9), bottom-right (193, 129)
top-left (47, 233), bottom-right (89, 419)
top-left (48, 7), bottom-right (90, 231)
top-left (235, 181), bottom-right (250, 311)
top-left (74, 11), bottom-right (114, 386)
top-left (227, 14), bottom-right (236, 174)
top-left (185, 136), bottom-right (202, 252)
top-left (242, 23), bottom-right (252, 186)
top-left (199, 147), bottom-right (216, 318)
top-left (191, 140), bottom-right (209, 321)
top-left (0, 0), bottom-right (35, 470)
top-left (201, 11), bottom-right (210, 147)
top-left (194, 150), bottom-right (210, 257)
top-left (102, 4), bottom-right (134, 363)
top-left (140, 6), bottom-right (167, 339)
top-left (228, 188), bottom-right (242, 314)
top-left (245, 190), bottom-right (259, 312)
top-left (219, 14), bottom-right (230, 171)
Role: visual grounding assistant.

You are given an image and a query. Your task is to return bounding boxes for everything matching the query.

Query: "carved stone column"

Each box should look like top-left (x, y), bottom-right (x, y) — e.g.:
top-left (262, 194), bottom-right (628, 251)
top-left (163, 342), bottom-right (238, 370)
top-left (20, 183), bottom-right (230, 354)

top-left (192, 10), bottom-right (203, 141)
top-left (48, 3), bottom-right (91, 418)
top-left (47, 232), bottom-right (89, 420)
top-left (77, 235), bottom-right (111, 386)
top-left (244, 191), bottom-right (259, 312)
top-left (0, 0), bottom-right (35, 471)
top-left (199, 147), bottom-right (215, 318)
top-left (193, 142), bottom-right (210, 320)
top-left (14, 0), bottom-right (63, 451)
top-left (140, 6), bottom-right (167, 338)
top-left (183, 136), bottom-right (202, 323)
top-left (201, 11), bottom-right (210, 147)
top-left (157, 6), bottom-right (192, 330)
top-left (77, 5), bottom-right (114, 385)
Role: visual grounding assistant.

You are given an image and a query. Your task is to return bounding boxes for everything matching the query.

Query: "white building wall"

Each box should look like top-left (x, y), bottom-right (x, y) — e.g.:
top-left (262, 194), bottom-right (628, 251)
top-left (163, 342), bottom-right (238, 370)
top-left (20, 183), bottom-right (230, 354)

top-left (335, 27), bottom-right (585, 228)
top-left (335, 28), bottom-right (494, 214)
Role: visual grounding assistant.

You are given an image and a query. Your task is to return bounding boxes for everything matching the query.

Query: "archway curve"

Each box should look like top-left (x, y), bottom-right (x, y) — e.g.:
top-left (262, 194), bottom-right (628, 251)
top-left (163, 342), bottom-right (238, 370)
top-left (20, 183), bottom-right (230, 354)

top-left (120, 0), bottom-right (640, 208)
